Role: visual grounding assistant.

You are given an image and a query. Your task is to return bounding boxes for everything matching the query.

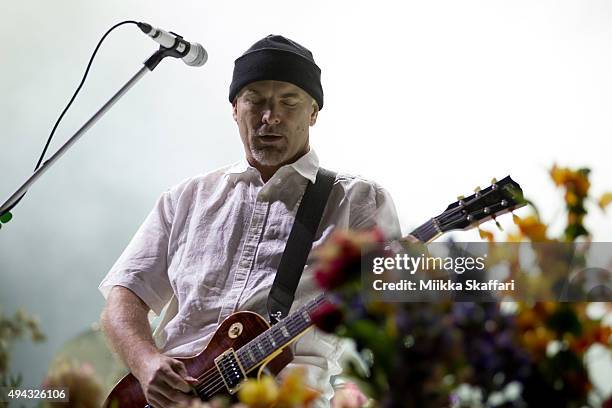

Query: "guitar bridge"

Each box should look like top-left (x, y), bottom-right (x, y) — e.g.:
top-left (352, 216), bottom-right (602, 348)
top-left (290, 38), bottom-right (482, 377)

top-left (214, 348), bottom-right (247, 394)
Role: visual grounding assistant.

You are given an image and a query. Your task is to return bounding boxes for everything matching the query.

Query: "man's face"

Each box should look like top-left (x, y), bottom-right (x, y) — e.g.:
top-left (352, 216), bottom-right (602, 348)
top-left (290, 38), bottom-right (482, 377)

top-left (233, 80), bottom-right (319, 169)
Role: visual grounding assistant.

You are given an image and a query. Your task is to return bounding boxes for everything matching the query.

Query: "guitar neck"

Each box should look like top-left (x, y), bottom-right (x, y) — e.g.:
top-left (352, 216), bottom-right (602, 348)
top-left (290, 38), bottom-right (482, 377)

top-left (410, 219), bottom-right (442, 243)
top-left (236, 295), bottom-right (326, 372)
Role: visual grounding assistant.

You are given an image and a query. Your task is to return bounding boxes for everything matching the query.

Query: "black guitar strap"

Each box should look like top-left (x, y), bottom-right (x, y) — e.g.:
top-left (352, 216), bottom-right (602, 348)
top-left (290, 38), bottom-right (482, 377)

top-left (267, 167), bottom-right (337, 324)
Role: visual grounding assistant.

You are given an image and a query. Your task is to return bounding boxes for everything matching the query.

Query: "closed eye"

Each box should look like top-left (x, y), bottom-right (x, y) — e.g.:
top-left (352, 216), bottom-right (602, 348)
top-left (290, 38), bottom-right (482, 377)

top-left (282, 99), bottom-right (299, 107)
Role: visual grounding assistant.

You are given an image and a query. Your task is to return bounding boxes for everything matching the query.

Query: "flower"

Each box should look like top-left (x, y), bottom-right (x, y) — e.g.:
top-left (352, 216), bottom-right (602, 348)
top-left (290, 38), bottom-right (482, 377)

top-left (314, 229), bottom-right (385, 290)
top-left (599, 192), bottom-right (612, 211)
top-left (237, 368), bottom-right (319, 408)
top-left (310, 301), bottom-right (344, 333)
top-left (308, 164), bottom-right (612, 407)
top-left (513, 215), bottom-right (549, 242)
top-left (42, 360), bottom-right (103, 408)
top-left (238, 376), bottom-right (279, 408)
top-left (276, 367), bottom-right (320, 407)
top-left (550, 165), bottom-right (590, 196)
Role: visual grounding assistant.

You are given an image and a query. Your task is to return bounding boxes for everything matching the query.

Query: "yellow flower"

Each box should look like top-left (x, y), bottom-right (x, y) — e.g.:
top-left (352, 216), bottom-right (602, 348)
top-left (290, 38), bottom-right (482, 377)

top-left (599, 192), bottom-right (612, 211)
top-left (550, 164), bottom-right (591, 196)
top-left (550, 165), bottom-right (591, 196)
top-left (238, 376), bottom-right (279, 408)
top-left (565, 191), bottom-right (579, 206)
top-left (276, 367), bottom-right (320, 408)
top-left (513, 215), bottom-right (549, 242)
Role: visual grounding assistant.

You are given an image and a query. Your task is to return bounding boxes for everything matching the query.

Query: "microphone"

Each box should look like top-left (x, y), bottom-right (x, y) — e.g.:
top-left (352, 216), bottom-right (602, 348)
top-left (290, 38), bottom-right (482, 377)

top-left (137, 22), bottom-right (207, 67)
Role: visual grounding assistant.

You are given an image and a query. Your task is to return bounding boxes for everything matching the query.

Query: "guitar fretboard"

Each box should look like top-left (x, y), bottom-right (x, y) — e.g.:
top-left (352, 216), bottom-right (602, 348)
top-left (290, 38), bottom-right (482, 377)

top-left (236, 295), bottom-right (326, 372)
top-left (410, 219), bottom-right (441, 243)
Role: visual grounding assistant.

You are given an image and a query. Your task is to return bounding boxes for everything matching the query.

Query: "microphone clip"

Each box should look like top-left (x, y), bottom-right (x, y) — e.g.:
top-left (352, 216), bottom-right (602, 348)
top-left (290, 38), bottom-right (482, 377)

top-left (143, 35), bottom-right (190, 71)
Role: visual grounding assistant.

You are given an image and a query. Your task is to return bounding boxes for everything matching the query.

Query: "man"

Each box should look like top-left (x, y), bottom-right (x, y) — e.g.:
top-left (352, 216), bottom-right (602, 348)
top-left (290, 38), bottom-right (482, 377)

top-left (99, 35), bottom-right (401, 407)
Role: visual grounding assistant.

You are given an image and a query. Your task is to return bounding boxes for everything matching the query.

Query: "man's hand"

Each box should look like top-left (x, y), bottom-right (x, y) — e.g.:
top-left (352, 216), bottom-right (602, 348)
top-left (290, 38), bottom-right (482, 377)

top-left (133, 352), bottom-right (198, 407)
top-left (101, 287), bottom-right (197, 407)
top-left (331, 382), bottom-right (369, 408)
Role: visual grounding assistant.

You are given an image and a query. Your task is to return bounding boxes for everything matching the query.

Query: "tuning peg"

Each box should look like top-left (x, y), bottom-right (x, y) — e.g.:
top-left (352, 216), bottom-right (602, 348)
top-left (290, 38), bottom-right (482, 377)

top-left (474, 186), bottom-right (481, 193)
top-left (457, 195), bottom-right (465, 201)
top-left (490, 177), bottom-right (498, 185)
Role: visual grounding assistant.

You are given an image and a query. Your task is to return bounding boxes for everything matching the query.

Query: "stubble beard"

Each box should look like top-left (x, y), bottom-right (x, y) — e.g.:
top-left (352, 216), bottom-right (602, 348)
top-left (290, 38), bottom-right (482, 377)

top-left (250, 141), bottom-right (288, 167)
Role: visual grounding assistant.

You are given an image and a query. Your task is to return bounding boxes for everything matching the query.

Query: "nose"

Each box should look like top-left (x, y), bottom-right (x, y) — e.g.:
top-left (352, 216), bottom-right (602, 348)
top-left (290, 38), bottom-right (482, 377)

top-left (261, 105), bottom-right (281, 125)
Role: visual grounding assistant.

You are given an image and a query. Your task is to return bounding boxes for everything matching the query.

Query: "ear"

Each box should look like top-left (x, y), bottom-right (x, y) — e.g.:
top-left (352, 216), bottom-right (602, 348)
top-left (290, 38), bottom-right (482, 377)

top-left (309, 102), bottom-right (319, 126)
top-left (232, 99), bottom-right (238, 122)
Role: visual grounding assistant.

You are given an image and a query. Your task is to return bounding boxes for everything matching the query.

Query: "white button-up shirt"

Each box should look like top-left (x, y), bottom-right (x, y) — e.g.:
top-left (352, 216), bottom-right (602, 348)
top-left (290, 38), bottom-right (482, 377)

top-left (99, 149), bottom-right (401, 403)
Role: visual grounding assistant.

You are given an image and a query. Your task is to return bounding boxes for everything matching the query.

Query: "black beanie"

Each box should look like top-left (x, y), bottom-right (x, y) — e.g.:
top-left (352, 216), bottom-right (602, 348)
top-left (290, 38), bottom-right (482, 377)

top-left (229, 35), bottom-right (324, 109)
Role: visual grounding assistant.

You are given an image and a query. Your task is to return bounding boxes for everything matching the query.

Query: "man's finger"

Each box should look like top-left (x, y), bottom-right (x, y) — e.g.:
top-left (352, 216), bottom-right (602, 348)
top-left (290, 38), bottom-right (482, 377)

top-left (171, 360), bottom-right (198, 383)
top-left (164, 362), bottom-right (194, 393)
top-left (152, 380), bottom-right (193, 405)
top-left (170, 359), bottom-right (198, 382)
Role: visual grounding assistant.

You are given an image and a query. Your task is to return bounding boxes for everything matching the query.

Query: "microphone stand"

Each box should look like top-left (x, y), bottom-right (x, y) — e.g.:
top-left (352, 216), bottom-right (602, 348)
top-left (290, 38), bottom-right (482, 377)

top-left (0, 46), bottom-right (182, 217)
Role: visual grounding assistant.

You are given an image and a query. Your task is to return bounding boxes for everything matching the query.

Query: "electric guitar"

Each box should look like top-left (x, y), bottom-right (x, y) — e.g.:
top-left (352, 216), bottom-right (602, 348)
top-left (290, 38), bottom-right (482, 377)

top-left (104, 175), bottom-right (525, 407)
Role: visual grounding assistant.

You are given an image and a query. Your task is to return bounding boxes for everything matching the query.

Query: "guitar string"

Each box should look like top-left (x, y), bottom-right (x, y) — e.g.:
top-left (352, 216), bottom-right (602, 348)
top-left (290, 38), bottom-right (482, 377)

top-left (193, 296), bottom-right (326, 396)
top-left (193, 315), bottom-right (312, 397)
top-left (192, 299), bottom-right (323, 396)
top-left (194, 301), bottom-right (321, 396)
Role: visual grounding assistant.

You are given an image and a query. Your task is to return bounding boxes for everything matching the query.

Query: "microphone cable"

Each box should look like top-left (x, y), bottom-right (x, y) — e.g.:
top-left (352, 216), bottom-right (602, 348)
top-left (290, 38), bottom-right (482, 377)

top-left (1, 20), bottom-right (139, 219)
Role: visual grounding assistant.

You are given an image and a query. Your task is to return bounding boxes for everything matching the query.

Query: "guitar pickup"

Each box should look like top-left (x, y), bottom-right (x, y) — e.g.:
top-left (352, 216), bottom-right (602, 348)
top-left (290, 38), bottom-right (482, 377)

top-left (214, 348), bottom-right (247, 394)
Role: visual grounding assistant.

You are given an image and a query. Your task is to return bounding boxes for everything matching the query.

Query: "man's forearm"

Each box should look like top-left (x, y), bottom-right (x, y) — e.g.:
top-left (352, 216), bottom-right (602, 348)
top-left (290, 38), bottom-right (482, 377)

top-left (101, 286), bottom-right (159, 378)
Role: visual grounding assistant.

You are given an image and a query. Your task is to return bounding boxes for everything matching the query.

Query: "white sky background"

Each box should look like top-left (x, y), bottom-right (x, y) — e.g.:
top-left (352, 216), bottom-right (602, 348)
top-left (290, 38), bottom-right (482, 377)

top-left (1, 0), bottom-right (611, 396)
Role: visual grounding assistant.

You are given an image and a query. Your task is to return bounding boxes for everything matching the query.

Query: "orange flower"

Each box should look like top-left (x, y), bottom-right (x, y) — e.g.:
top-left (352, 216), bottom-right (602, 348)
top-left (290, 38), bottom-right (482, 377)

top-left (565, 191), bottom-right (579, 206)
top-left (513, 215), bottom-right (549, 242)
top-left (550, 165), bottom-right (590, 196)
top-left (550, 165), bottom-right (572, 186)
top-left (276, 367), bottom-right (320, 408)
top-left (478, 228), bottom-right (495, 242)
top-left (521, 327), bottom-right (554, 357)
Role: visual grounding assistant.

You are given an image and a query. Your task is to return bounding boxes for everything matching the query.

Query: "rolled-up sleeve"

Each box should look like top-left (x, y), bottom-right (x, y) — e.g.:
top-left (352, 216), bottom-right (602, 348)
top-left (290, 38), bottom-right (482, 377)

top-left (98, 191), bottom-right (174, 315)
top-left (351, 183), bottom-right (402, 240)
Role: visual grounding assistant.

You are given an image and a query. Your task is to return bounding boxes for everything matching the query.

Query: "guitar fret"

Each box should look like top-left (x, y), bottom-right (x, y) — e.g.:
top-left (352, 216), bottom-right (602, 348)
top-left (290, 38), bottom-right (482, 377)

top-left (269, 333), bottom-right (276, 348)
top-left (237, 294), bottom-right (327, 371)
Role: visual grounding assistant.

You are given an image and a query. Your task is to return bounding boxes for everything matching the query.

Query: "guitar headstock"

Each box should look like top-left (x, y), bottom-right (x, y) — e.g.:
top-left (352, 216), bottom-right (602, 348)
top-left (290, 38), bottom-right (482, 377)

top-left (409, 176), bottom-right (527, 242)
top-left (436, 176), bottom-right (526, 233)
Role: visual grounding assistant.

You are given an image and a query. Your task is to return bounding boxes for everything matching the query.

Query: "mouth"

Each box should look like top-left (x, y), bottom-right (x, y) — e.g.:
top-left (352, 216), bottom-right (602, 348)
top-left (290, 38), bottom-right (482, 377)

top-left (257, 133), bottom-right (284, 142)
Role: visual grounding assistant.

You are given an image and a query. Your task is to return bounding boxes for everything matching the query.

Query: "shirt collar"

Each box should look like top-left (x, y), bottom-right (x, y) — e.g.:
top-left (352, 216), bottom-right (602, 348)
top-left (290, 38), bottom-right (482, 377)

top-left (223, 149), bottom-right (320, 184)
